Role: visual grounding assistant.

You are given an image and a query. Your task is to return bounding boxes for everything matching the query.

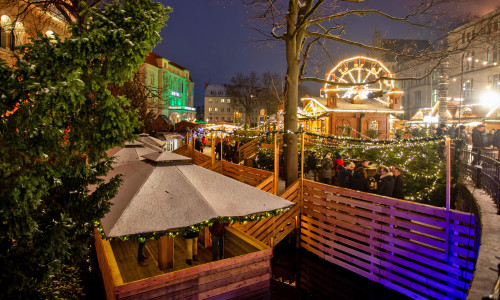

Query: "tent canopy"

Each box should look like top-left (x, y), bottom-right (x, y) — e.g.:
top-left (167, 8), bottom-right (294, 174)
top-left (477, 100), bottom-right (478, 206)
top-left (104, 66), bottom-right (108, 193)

top-left (100, 156), bottom-right (293, 238)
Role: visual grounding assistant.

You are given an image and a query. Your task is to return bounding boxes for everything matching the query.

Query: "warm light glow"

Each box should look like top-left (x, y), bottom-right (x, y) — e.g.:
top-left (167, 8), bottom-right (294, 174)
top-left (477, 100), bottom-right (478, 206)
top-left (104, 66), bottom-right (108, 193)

top-left (480, 91), bottom-right (500, 108)
top-left (324, 56), bottom-right (395, 100)
top-left (486, 105), bottom-right (500, 118)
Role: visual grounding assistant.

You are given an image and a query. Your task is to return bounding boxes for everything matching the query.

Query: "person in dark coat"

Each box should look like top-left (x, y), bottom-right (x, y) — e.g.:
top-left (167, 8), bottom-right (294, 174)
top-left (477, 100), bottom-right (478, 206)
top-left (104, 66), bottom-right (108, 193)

top-left (137, 240), bottom-right (149, 266)
top-left (223, 140), bottom-right (233, 161)
top-left (493, 129), bottom-right (500, 149)
top-left (471, 124), bottom-right (485, 165)
top-left (376, 165), bottom-right (395, 197)
top-left (194, 138), bottom-right (202, 152)
top-left (391, 165), bottom-right (404, 199)
top-left (338, 162), bottom-right (354, 188)
top-left (183, 230), bottom-right (200, 265)
top-left (472, 124), bottom-right (485, 148)
top-left (306, 151), bottom-right (318, 181)
top-left (436, 123), bottom-right (448, 137)
top-left (350, 166), bottom-right (370, 192)
top-left (214, 138), bottom-right (222, 160)
top-left (210, 220), bottom-right (229, 261)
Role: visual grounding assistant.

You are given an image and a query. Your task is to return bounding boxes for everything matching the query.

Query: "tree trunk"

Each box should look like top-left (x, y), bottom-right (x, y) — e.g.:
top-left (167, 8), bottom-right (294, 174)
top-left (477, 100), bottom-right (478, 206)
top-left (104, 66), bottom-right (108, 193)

top-left (284, 3), bottom-right (300, 187)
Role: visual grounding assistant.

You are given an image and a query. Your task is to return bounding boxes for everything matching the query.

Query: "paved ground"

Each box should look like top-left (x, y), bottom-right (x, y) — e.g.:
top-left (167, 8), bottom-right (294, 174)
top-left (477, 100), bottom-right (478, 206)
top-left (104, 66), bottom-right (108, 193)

top-left (465, 182), bottom-right (500, 299)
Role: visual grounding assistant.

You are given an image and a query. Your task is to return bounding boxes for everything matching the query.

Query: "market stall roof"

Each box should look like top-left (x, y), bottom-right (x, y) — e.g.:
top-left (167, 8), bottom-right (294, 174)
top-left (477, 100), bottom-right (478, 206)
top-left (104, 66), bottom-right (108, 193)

top-left (106, 138), bottom-right (162, 167)
top-left (141, 151), bottom-right (192, 162)
top-left (100, 156), bottom-right (293, 238)
top-left (300, 97), bottom-right (403, 117)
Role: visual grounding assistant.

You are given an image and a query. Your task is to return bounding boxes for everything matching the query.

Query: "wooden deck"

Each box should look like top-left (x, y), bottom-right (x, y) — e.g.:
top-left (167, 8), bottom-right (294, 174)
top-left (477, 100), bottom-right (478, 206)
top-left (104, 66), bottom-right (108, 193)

top-left (96, 227), bottom-right (273, 299)
top-left (110, 236), bottom-right (219, 284)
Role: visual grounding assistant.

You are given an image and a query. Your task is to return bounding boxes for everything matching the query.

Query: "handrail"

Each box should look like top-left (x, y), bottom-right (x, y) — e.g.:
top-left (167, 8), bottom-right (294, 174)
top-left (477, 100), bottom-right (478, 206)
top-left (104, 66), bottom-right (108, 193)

top-left (460, 147), bottom-right (500, 214)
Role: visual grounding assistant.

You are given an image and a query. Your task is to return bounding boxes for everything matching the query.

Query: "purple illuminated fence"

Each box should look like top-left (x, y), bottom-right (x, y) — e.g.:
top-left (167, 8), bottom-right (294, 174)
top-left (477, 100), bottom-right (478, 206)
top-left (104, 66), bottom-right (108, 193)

top-left (300, 180), bottom-right (477, 300)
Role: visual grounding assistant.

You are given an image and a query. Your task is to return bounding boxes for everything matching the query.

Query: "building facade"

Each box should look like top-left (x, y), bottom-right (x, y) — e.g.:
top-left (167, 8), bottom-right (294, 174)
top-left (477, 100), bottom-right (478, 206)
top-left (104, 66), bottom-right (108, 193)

top-left (447, 9), bottom-right (500, 108)
top-left (204, 84), bottom-right (237, 124)
top-left (393, 8), bottom-right (500, 123)
top-left (142, 52), bottom-right (195, 123)
top-left (1, 1), bottom-right (69, 64)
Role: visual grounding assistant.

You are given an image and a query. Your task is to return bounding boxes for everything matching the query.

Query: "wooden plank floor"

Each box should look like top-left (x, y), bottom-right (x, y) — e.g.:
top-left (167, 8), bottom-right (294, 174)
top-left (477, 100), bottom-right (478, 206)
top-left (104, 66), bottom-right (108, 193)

top-left (110, 237), bottom-right (223, 284)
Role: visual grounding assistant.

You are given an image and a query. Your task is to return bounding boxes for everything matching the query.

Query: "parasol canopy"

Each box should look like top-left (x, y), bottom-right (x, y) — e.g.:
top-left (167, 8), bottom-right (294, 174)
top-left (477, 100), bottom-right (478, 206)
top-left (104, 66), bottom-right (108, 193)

top-left (100, 154), bottom-right (293, 238)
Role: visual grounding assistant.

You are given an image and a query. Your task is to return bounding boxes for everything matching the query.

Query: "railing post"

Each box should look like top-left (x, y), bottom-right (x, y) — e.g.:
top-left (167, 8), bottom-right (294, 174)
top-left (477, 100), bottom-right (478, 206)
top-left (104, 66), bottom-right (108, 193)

top-left (211, 132), bottom-right (215, 166)
top-left (274, 132), bottom-right (279, 195)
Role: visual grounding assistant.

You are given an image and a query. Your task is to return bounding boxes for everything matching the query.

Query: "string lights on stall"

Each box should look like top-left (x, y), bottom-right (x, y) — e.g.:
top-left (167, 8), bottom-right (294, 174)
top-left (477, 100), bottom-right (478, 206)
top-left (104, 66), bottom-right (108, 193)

top-left (95, 207), bottom-right (291, 242)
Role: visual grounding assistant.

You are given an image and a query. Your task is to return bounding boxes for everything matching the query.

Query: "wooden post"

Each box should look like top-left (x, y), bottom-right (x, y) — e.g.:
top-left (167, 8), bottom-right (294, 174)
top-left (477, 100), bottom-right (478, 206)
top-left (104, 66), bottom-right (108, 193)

top-left (211, 132), bottom-right (215, 165)
top-left (297, 132), bottom-right (305, 249)
top-left (446, 137), bottom-right (451, 211)
top-left (300, 132), bottom-right (305, 181)
top-left (202, 227), bottom-right (212, 248)
top-left (221, 133), bottom-right (224, 171)
top-left (274, 132), bottom-right (279, 195)
top-left (445, 137), bottom-right (451, 260)
top-left (158, 236), bottom-right (174, 270)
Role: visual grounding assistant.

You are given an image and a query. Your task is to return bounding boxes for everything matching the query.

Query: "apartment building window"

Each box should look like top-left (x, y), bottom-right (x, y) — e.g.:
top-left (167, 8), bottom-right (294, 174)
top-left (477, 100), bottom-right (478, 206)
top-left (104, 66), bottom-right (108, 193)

top-left (222, 117), bottom-right (225, 121)
top-left (221, 99), bottom-right (225, 103)
top-left (227, 99), bottom-right (231, 103)
top-left (209, 98), bottom-right (212, 103)
top-left (489, 75), bottom-right (500, 92)
top-left (215, 108), bottom-right (218, 112)
top-left (209, 107), bottom-right (212, 112)
top-left (487, 44), bottom-right (498, 63)
top-left (215, 117), bottom-right (218, 121)
top-left (227, 108), bottom-right (230, 112)
top-left (414, 91), bottom-right (421, 108)
top-left (210, 117), bottom-right (213, 120)
top-left (221, 108), bottom-right (224, 112)
top-left (465, 51), bottom-right (474, 71)
top-left (464, 80), bottom-right (473, 98)
top-left (432, 89), bottom-right (438, 105)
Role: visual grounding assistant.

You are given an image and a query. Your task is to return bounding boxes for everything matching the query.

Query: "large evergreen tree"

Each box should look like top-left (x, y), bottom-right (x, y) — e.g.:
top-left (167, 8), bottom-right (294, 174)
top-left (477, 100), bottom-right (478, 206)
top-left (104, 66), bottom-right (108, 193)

top-left (0, 0), bottom-right (170, 297)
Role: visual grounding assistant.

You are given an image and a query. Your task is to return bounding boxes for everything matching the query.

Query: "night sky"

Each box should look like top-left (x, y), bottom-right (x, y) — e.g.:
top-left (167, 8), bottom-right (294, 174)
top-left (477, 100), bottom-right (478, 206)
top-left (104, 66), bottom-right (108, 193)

top-left (154, 0), bottom-right (499, 106)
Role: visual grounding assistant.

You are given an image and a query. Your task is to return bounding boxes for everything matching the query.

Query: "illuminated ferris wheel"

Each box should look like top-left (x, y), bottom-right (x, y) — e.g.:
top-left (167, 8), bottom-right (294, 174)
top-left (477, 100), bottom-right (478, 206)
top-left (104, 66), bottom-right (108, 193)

top-left (323, 56), bottom-right (395, 99)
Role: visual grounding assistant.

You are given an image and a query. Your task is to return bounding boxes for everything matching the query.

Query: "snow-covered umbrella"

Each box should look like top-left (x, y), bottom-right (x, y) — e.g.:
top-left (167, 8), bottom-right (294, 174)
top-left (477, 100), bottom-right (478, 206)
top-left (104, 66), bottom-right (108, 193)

top-left (100, 153), bottom-right (293, 238)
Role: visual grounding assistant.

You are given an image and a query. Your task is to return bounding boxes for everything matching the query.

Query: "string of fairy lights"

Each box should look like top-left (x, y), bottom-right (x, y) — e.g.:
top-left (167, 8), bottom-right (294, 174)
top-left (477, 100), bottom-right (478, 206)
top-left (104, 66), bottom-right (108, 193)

top-left (223, 128), bottom-right (448, 203)
top-left (96, 208), bottom-right (291, 242)
top-left (103, 129), bottom-right (449, 241)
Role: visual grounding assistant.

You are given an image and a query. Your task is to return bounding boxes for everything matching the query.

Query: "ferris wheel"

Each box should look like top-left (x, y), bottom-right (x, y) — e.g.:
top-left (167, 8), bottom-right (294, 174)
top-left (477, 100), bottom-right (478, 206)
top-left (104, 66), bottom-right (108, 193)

top-left (323, 56), bottom-right (395, 99)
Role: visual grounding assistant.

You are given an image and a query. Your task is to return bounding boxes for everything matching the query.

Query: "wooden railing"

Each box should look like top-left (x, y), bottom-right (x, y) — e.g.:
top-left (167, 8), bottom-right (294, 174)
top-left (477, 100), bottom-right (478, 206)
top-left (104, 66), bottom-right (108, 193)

top-left (213, 160), bottom-right (274, 188)
top-left (234, 180), bottom-right (301, 246)
top-left (173, 145), bottom-right (212, 168)
top-left (300, 180), bottom-right (478, 300)
top-left (238, 137), bottom-right (259, 162)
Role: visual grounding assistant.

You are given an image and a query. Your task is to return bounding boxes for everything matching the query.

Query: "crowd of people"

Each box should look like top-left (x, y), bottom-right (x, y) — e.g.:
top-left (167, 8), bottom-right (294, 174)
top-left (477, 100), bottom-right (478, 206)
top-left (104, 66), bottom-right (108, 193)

top-left (306, 151), bottom-right (405, 200)
top-left (193, 135), bottom-right (244, 163)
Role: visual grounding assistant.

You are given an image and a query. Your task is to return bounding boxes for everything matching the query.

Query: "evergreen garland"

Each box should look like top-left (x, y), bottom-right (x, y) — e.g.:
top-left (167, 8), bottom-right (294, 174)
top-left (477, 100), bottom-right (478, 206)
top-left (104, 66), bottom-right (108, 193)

top-left (95, 207), bottom-right (291, 242)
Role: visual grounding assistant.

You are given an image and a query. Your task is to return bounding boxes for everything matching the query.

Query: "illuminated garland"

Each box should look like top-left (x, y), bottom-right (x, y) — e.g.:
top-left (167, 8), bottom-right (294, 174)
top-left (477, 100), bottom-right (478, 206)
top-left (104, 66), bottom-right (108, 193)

top-left (94, 207), bottom-right (291, 242)
top-left (203, 128), bottom-right (444, 145)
